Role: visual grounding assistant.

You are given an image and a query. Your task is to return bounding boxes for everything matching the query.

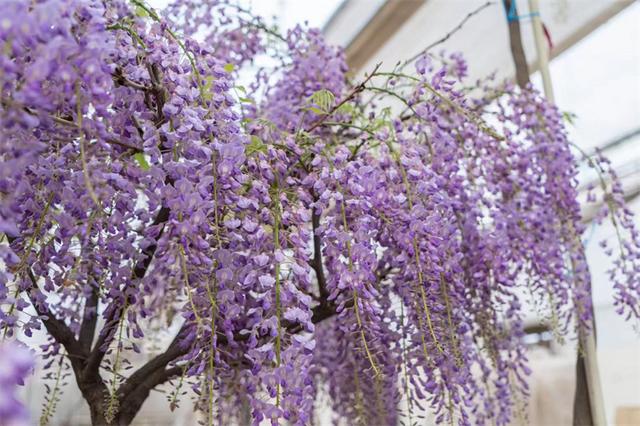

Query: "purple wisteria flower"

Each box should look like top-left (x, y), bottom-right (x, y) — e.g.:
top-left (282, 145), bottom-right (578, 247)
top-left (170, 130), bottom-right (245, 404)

top-left (0, 342), bottom-right (33, 426)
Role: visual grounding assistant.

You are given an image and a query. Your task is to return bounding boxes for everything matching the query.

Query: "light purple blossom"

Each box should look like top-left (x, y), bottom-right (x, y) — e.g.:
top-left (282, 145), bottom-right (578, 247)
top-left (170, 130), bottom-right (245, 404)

top-left (0, 342), bottom-right (33, 426)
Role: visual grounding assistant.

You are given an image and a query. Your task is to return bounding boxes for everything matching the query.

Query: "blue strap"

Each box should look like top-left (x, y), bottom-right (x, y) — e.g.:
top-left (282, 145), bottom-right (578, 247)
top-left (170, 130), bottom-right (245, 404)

top-left (503, 0), bottom-right (540, 22)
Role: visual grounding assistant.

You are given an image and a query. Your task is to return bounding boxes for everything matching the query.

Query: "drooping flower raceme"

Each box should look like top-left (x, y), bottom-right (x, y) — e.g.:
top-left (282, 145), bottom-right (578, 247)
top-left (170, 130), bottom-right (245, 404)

top-left (0, 1), bottom-right (638, 425)
top-left (0, 342), bottom-right (33, 426)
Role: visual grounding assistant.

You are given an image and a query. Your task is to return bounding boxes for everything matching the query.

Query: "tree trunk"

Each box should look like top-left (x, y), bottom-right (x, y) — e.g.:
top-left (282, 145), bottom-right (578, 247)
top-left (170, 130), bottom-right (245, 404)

top-left (84, 386), bottom-right (117, 426)
top-left (89, 403), bottom-right (111, 426)
top-left (71, 363), bottom-right (133, 426)
top-left (81, 382), bottom-right (152, 426)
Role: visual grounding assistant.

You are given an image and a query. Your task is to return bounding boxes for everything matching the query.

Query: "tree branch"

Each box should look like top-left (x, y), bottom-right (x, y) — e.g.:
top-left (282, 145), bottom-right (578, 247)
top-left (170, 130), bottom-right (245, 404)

top-left (119, 296), bottom-right (340, 409)
top-left (403, 2), bottom-right (495, 67)
top-left (133, 206), bottom-right (170, 279)
top-left (78, 284), bottom-right (99, 354)
top-left (83, 307), bottom-right (119, 377)
top-left (25, 270), bottom-right (84, 362)
top-left (117, 327), bottom-right (188, 399)
top-left (310, 196), bottom-right (329, 299)
top-left (5, 236), bottom-right (83, 363)
top-left (305, 63), bottom-right (382, 134)
top-left (112, 68), bottom-right (152, 92)
top-left (118, 365), bottom-right (182, 425)
top-left (84, 206), bottom-right (171, 377)
top-left (84, 60), bottom-right (173, 379)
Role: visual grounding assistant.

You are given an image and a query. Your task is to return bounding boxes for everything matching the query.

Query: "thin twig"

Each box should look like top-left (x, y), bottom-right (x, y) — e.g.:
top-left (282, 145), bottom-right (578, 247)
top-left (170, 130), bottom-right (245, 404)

top-left (402, 2), bottom-right (495, 70)
top-left (306, 63), bottom-right (382, 134)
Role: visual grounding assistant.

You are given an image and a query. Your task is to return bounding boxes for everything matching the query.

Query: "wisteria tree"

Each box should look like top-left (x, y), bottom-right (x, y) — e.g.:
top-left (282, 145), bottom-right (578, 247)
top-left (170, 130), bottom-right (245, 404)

top-left (1, 1), bottom-right (638, 425)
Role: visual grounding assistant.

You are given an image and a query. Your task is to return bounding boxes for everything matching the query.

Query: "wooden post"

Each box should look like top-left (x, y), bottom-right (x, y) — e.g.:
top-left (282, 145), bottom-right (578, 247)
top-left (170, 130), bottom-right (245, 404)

top-left (503, 0), bottom-right (530, 88)
top-left (526, 0), bottom-right (606, 424)
top-left (528, 0), bottom-right (554, 100)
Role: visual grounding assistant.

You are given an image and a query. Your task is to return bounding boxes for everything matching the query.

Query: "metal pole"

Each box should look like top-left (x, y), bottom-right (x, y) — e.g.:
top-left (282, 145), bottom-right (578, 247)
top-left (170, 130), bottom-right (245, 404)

top-left (527, 0), bottom-right (606, 424)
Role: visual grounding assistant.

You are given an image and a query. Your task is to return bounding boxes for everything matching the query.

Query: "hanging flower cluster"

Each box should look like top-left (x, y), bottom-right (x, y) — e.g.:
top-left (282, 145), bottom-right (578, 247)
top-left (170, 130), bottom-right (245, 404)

top-left (0, 342), bottom-right (33, 425)
top-left (1, 1), bottom-right (638, 425)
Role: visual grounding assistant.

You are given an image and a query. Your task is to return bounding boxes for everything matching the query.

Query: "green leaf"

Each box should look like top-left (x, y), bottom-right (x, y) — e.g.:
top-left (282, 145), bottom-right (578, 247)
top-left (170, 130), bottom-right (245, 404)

top-left (239, 97), bottom-right (255, 104)
top-left (245, 135), bottom-right (267, 156)
top-left (134, 5), bottom-right (149, 18)
top-left (134, 152), bottom-right (150, 171)
top-left (336, 103), bottom-right (355, 115)
top-left (224, 63), bottom-right (235, 73)
top-left (372, 118), bottom-right (386, 130)
top-left (306, 106), bottom-right (325, 115)
top-left (254, 118), bottom-right (277, 131)
top-left (562, 111), bottom-right (577, 125)
top-left (201, 76), bottom-right (214, 102)
top-left (308, 89), bottom-right (335, 114)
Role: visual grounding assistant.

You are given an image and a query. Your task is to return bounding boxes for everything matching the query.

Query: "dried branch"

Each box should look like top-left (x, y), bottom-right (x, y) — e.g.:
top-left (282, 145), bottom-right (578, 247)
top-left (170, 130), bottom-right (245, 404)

top-left (310, 195), bottom-right (329, 299)
top-left (402, 2), bottom-right (495, 69)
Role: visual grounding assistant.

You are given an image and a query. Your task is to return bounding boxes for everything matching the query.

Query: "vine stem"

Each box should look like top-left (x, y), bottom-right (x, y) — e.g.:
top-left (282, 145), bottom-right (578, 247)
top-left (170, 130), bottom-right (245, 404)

top-left (324, 147), bottom-right (382, 378)
top-left (412, 238), bottom-right (445, 355)
top-left (352, 364), bottom-right (366, 425)
top-left (75, 81), bottom-right (101, 210)
top-left (305, 63), bottom-right (381, 134)
top-left (338, 191), bottom-right (381, 378)
top-left (401, 2), bottom-right (495, 69)
top-left (178, 245), bottom-right (203, 327)
top-left (370, 70), bottom-right (505, 141)
top-left (387, 142), bottom-right (445, 355)
top-left (204, 275), bottom-right (218, 425)
top-left (2, 192), bottom-right (54, 339)
top-left (205, 150), bottom-right (222, 423)
top-left (399, 303), bottom-right (414, 425)
top-left (439, 274), bottom-right (462, 367)
top-left (39, 352), bottom-right (65, 426)
top-left (106, 299), bottom-right (128, 423)
top-left (272, 185), bottom-right (283, 408)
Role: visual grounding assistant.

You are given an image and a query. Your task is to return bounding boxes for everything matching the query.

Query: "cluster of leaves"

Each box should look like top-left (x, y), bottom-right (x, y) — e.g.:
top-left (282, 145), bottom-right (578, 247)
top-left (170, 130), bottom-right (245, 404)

top-left (0, 1), bottom-right (638, 425)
